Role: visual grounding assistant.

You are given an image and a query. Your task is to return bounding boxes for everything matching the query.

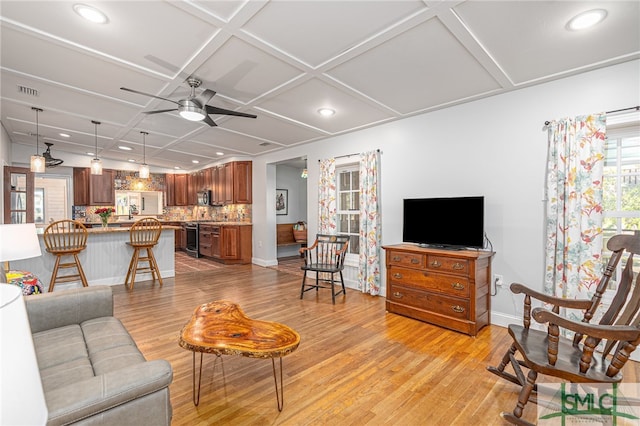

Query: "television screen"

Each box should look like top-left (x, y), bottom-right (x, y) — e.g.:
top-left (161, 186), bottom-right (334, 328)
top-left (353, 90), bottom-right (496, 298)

top-left (402, 196), bottom-right (484, 249)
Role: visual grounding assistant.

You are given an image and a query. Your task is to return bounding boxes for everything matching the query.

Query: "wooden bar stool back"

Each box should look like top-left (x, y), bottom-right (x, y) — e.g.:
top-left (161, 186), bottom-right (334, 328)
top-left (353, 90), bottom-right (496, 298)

top-left (124, 218), bottom-right (163, 290)
top-left (43, 220), bottom-right (89, 292)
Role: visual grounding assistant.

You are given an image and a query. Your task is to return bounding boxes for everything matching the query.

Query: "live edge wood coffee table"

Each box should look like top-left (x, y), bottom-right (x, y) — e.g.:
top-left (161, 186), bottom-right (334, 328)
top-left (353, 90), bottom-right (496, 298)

top-left (179, 300), bottom-right (300, 410)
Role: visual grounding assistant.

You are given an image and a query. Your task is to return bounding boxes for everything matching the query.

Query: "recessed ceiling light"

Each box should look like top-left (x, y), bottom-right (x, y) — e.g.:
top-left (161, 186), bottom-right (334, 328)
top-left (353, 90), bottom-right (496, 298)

top-left (73, 4), bottom-right (109, 24)
top-left (567, 9), bottom-right (607, 31)
top-left (174, 166), bottom-right (181, 170)
top-left (192, 160), bottom-right (200, 164)
top-left (86, 152), bottom-right (95, 156)
top-left (59, 133), bottom-right (70, 138)
top-left (118, 145), bottom-right (132, 151)
top-left (318, 108), bottom-right (335, 117)
top-left (216, 152), bottom-right (224, 156)
top-left (128, 159), bottom-right (136, 163)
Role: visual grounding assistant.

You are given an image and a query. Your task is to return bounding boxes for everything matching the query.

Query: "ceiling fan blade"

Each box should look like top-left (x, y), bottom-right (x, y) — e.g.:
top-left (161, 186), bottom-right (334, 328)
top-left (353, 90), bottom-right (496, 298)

top-left (120, 87), bottom-right (178, 105)
top-left (202, 115), bottom-right (218, 127)
top-left (205, 105), bottom-right (257, 118)
top-left (143, 109), bottom-right (178, 115)
top-left (195, 89), bottom-right (216, 106)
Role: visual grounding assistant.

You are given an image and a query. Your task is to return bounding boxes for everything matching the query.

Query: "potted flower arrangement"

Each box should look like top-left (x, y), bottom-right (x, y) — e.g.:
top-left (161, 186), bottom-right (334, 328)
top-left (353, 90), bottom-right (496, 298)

top-left (293, 221), bottom-right (307, 242)
top-left (95, 207), bottom-right (115, 228)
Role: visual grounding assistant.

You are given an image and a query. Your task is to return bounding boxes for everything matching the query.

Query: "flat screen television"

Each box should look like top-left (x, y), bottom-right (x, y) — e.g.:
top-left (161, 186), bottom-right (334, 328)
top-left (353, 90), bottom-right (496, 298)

top-left (402, 196), bottom-right (484, 249)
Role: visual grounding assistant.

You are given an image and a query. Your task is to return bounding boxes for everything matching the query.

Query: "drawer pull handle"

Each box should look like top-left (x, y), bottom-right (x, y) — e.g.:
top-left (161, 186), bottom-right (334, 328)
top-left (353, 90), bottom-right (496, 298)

top-left (453, 262), bottom-right (464, 270)
top-left (393, 273), bottom-right (403, 279)
top-left (430, 260), bottom-right (441, 268)
top-left (393, 256), bottom-right (401, 262)
top-left (452, 305), bottom-right (465, 313)
top-left (393, 292), bottom-right (403, 299)
top-left (451, 282), bottom-right (465, 290)
top-left (410, 258), bottom-right (420, 264)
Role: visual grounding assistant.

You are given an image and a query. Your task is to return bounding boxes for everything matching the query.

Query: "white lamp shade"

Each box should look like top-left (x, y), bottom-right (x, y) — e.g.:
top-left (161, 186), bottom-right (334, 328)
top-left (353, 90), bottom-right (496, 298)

top-left (139, 164), bottom-right (150, 179)
top-left (0, 284), bottom-right (48, 425)
top-left (0, 223), bottom-right (42, 262)
top-left (91, 158), bottom-right (103, 175)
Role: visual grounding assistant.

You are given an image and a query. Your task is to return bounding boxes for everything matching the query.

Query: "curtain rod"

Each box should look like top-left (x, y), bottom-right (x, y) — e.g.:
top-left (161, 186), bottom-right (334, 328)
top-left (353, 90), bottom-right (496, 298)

top-left (318, 149), bottom-right (381, 162)
top-left (544, 106), bottom-right (640, 126)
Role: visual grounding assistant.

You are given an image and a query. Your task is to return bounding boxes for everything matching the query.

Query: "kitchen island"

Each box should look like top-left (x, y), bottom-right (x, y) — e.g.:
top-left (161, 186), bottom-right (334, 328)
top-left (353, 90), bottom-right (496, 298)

top-left (11, 226), bottom-right (180, 291)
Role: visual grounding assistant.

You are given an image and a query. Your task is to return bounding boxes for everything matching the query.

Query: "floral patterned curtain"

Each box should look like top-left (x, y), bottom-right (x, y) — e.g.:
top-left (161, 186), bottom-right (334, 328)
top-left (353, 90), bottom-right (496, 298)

top-left (544, 113), bottom-right (607, 306)
top-left (358, 151), bottom-right (381, 295)
top-left (318, 158), bottom-right (337, 233)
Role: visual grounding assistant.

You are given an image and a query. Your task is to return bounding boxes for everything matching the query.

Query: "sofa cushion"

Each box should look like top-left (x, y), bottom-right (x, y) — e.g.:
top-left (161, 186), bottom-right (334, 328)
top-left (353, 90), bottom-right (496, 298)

top-left (33, 324), bottom-right (94, 393)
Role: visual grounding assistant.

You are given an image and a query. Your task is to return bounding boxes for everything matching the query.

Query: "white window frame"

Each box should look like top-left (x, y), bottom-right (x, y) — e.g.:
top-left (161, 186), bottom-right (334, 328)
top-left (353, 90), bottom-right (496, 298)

top-left (336, 163), bottom-right (360, 261)
top-left (602, 121), bottom-right (640, 290)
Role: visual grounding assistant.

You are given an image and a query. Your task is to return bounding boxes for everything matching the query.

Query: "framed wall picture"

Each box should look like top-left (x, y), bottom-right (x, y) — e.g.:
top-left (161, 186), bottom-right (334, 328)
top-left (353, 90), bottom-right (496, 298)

top-left (276, 189), bottom-right (288, 215)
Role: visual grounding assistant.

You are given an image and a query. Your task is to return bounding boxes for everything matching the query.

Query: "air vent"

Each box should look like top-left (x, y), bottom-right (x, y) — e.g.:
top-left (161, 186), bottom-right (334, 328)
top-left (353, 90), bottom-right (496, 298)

top-left (18, 85), bottom-right (39, 97)
top-left (259, 142), bottom-right (271, 146)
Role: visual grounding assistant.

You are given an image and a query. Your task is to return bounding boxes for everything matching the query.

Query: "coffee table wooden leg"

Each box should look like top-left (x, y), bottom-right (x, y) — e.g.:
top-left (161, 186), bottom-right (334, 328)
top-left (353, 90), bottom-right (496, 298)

top-left (192, 352), bottom-right (204, 406)
top-left (272, 357), bottom-right (285, 411)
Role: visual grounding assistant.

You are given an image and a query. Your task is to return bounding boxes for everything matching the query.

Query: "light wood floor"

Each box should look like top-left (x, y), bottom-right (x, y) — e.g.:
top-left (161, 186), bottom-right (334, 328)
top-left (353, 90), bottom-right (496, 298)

top-left (111, 261), bottom-right (640, 425)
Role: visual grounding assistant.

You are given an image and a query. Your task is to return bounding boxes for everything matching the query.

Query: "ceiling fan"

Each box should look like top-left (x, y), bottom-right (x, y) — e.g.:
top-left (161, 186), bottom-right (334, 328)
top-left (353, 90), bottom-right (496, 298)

top-left (120, 78), bottom-right (257, 127)
top-left (42, 142), bottom-right (64, 167)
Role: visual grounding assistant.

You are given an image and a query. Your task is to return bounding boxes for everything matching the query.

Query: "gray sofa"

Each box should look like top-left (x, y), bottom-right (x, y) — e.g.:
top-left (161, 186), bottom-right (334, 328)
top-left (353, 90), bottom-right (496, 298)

top-left (25, 286), bottom-right (173, 425)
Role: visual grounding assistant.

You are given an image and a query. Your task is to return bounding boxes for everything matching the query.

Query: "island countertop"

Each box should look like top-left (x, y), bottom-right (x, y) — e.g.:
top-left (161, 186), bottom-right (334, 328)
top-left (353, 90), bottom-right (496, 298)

top-left (14, 227), bottom-right (176, 291)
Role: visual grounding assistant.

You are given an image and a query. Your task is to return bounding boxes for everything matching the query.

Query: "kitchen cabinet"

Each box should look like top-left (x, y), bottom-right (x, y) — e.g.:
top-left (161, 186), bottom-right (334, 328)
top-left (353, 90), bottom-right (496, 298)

top-left (383, 244), bottom-right (494, 336)
top-left (165, 174), bottom-right (188, 206)
top-left (199, 224), bottom-right (251, 264)
top-left (219, 161), bottom-right (252, 205)
top-left (73, 168), bottom-right (115, 206)
top-left (219, 225), bottom-right (252, 263)
top-left (3, 166), bottom-right (35, 224)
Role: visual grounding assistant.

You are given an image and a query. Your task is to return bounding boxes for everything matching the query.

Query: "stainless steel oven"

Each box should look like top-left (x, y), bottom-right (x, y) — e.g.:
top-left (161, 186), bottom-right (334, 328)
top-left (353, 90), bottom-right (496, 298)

top-left (185, 222), bottom-right (200, 258)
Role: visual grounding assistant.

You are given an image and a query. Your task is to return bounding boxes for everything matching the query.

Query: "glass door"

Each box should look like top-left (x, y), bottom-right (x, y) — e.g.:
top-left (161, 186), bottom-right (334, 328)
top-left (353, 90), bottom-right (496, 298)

top-left (3, 167), bottom-right (35, 224)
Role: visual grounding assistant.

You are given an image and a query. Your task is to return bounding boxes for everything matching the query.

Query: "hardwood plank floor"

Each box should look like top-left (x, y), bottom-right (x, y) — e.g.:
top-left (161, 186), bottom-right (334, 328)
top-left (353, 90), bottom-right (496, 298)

top-left (111, 261), bottom-right (640, 425)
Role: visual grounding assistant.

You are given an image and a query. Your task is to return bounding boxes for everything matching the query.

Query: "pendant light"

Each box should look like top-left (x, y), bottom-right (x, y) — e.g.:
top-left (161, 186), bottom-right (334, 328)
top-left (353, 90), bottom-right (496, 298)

top-left (90, 120), bottom-right (102, 175)
top-left (139, 131), bottom-right (149, 178)
top-left (30, 107), bottom-right (45, 173)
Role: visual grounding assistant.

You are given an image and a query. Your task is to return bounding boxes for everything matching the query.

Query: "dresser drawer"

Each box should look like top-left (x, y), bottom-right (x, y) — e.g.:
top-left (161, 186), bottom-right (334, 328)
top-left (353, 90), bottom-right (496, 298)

top-left (387, 250), bottom-right (426, 269)
top-left (426, 255), bottom-right (469, 275)
top-left (388, 284), bottom-right (470, 320)
top-left (387, 266), bottom-right (470, 297)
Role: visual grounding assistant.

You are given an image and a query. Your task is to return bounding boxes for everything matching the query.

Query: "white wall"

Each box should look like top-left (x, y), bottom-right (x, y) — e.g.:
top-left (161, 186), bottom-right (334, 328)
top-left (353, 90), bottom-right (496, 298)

top-left (252, 60), bottom-right (640, 324)
top-left (0, 123), bottom-right (13, 222)
top-left (276, 164), bottom-right (308, 257)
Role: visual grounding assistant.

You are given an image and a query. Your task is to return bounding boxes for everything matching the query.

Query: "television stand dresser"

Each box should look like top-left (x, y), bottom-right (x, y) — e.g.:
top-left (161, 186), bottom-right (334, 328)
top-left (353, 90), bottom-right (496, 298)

top-left (383, 244), bottom-right (494, 336)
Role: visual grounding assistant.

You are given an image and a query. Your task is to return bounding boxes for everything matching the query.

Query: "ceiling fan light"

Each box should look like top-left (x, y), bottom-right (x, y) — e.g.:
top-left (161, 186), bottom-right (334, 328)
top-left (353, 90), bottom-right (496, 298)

top-left (139, 164), bottom-right (150, 179)
top-left (30, 155), bottom-right (45, 173)
top-left (179, 108), bottom-right (205, 121)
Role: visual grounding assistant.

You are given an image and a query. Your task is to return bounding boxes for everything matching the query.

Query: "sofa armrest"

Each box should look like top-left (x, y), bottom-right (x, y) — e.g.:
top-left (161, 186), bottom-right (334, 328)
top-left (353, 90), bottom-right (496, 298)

top-left (26, 286), bottom-right (114, 333)
top-left (45, 360), bottom-right (173, 426)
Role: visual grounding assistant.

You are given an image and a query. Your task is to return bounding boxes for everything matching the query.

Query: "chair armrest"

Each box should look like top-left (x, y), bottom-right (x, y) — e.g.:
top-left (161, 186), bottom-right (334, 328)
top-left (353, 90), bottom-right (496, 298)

top-left (45, 360), bottom-right (173, 426)
top-left (510, 283), bottom-right (593, 310)
top-left (25, 286), bottom-right (113, 333)
top-left (532, 307), bottom-right (640, 341)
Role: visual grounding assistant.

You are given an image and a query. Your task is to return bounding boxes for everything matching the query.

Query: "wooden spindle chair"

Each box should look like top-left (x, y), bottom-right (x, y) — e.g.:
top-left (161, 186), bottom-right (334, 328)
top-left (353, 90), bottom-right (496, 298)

top-left (487, 233), bottom-right (640, 425)
top-left (124, 218), bottom-right (163, 290)
top-left (299, 234), bottom-right (349, 304)
top-left (43, 219), bottom-right (89, 292)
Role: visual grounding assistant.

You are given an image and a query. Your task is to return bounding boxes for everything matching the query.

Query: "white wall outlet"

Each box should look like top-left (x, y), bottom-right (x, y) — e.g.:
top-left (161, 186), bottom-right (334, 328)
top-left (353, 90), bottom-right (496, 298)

top-left (494, 274), bottom-right (504, 287)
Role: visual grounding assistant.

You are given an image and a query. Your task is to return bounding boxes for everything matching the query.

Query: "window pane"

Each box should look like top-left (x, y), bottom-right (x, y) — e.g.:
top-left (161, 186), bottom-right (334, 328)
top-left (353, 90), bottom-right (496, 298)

top-left (338, 215), bottom-right (349, 233)
top-left (10, 173), bottom-right (27, 191)
top-left (349, 235), bottom-right (359, 254)
top-left (621, 179), bottom-right (640, 212)
top-left (10, 192), bottom-right (27, 210)
top-left (350, 214), bottom-right (359, 233)
top-left (339, 172), bottom-right (351, 190)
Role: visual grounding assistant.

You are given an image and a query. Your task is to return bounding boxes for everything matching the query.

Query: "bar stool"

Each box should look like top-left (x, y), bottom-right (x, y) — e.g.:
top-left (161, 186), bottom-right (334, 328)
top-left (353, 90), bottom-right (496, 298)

top-left (124, 218), bottom-right (163, 290)
top-left (43, 220), bottom-right (89, 292)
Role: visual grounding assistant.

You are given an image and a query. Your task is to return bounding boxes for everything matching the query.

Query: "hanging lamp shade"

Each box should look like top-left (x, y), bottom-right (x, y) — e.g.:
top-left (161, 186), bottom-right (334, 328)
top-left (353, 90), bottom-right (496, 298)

top-left (30, 107), bottom-right (45, 173)
top-left (139, 131), bottom-right (149, 178)
top-left (90, 120), bottom-right (102, 175)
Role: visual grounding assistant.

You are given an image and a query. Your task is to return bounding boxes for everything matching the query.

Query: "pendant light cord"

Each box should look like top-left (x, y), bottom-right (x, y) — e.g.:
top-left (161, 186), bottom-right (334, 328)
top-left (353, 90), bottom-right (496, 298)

top-left (32, 107), bottom-right (43, 155)
top-left (92, 120), bottom-right (100, 160)
top-left (141, 131), bottom-right (147, 164)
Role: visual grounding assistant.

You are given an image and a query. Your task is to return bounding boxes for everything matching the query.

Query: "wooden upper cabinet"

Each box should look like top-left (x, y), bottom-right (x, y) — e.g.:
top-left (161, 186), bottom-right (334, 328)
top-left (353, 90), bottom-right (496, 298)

top-left (165, 173), bottom-right (188, 206)
top-left (73, 168), bottom-right (114, 206)
top-left (232, 161), bottom-right (252, 204)
top-left (3, 166), bottom-right (35, 224)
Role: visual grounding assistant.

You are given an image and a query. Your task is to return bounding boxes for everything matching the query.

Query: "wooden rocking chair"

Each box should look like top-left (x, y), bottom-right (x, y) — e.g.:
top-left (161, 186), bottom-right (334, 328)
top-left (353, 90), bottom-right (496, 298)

top-left (487, 233), bottom-right (640, 425)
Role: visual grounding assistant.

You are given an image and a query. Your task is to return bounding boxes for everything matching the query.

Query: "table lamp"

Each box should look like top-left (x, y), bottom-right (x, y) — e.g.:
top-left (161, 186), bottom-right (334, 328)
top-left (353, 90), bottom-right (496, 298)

top-left (0, 223), bottom-right (42, 284)
top-left (0, 284), bottom-right (48, 424)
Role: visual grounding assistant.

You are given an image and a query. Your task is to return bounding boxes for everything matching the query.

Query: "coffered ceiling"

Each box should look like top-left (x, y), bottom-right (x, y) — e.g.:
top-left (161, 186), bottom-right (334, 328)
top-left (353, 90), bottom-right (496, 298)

top-left (1, 1), bottom-right (638, 171)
